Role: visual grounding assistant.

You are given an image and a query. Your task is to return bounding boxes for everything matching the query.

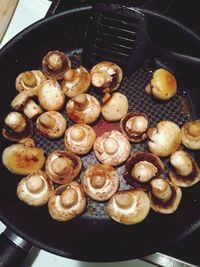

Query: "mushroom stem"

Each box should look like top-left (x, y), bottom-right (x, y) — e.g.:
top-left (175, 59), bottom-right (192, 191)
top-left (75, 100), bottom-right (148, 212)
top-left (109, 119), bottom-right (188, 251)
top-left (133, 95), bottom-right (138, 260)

top-left (5, 112), bottom-right (26, 133)
top-left (39, 113), bottom-right (56, 129)
top-left (170, 151), bottom-right (193, 176)
top-left (126, 116), bottom-right (148, 135)
top-left (73, 93), bottom-right (89, 111)
top-left (64, 69), bottom-right (79, 82)
top-left (188, 123), bottom-right (200, 137)
top-left (151, 179), bottom-right (172, 201)
top-left (91, 71), bottom-right (111, 88)
top-left (61, 187), bottom-right (78, 208)
top-left (70, 127), bottom-right (86, 142)
top-left (131, 161), bottom-right (158, 183)
top-left (91, 175), bottom-right (106, 189)
top-left (103, 137), bottom-right (119, 155)
top-left (22, 71), bottom-right (37, 87)
top-left (52, 157), bottom-right (71, 176)
top-left (26, 175), bottom-right (44, 193)
top-left (115, 192), bottom-right (133, 209)
top-left (47, 53), bottom-right (63, 70)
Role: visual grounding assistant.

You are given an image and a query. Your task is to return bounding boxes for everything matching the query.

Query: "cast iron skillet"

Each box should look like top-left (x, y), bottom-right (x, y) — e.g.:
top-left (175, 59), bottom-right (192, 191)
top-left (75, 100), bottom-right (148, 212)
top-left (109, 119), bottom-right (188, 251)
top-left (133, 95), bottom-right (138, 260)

top-left (0, 4), bottom-right (200, 265)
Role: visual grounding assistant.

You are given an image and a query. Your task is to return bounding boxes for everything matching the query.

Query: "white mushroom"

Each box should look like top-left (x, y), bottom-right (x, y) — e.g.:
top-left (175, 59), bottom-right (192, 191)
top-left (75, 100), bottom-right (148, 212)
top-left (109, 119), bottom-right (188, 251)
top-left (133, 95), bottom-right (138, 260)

top-left (181, 120), bottom-right (200, 150)
top-left (23, 99), bottom-right (43, 119)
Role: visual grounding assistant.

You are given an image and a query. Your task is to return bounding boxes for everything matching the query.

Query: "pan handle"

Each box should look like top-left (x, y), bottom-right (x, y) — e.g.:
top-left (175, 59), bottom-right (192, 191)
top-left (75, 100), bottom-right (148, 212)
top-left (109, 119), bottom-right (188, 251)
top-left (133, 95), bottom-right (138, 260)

top-left (0, 228), bottom-right (32, 267)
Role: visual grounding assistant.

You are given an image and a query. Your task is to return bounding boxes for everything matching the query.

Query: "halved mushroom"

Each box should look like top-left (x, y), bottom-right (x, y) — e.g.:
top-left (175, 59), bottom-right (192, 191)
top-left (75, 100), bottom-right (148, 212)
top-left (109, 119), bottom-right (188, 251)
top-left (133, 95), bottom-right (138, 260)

top-left (148, 120), bottom-right (181, 157)
top-left (45, 150), bottom-right (82, 184)
top-left (66, 93), bottom-right (101, 124)
top-left (42, 50), bottom-right (71, 80)
top-left (2, 112), bottom-right (33, 142)
top-left (107, 189), bottom-right (150, 225)
top-left (149, 178), bottom-right (182, 214)
top-left (82, 164), bottom-right (119, 201)
top-left (93, 130), bottom-right (131, 166)
top-left (169, 150), bottom-right (200, 187)
top-left (120, 112), bottom-right (148, 142)
top-left (17, 170), bottom-right (54, 206)
top-left (36, 111), bottom-right (67, 139)
top-left (90, 61), bottom-right (123, 93)
top-left (64, 124), bottom-right (96, 155)
top-left (181, 120), bottom-right (200, 150)
top-left (2, 138), bottom-right (45, 175)
top-left (38, 79), bottom-right (65, 111)
top-left (145, 68), bottom-right (177, 101)
top-left (62, 66), bottom-right (91, 98)
top-left (48, 181), bottom-right (86, 221)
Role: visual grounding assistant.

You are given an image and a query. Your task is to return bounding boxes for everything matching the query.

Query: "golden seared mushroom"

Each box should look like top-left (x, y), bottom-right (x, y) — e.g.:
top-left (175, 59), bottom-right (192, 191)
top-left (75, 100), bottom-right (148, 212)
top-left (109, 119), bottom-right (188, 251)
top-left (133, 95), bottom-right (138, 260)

top-left (82, 164), bottom-right (119, 201)
top-left (62, 66), bottom-right (91, 98)
top-left (120, 112), bottom-right (148, 142)
top-left (149, 178), bottom-right (182, 214)
top-left (181, 120), bottom-right (200, 150)
top-left (38, 79), bottom-right (65, 111)
top-left (2, 112), bottom-right (33, 142)
top-left (90, 61), bottom-right (123, 93)
top-left (107, 189), bottom-right (150, 225)
top-left (45, 150), bottom-right (82, 184)
top-left (148, 120), bottom-right (181, 157)
top-left (17, 170), bottom-right (54, 206)
top-left (66, 93), bottom-right (101, 124)
top-left (2, 138), bottom-right (45, 175)
top-left (145, 68), bottom-right (177, 101)
top-left (42, 50), bottom-right (71, 80)
top-left (36, 111), bottom-right (67, 139)
top-left (64, 124), bottom-right (96, 155)
top-left (124, 152), bottom-right (164, 189)
top-left (169, 150), bottom-right (200, 187)
top-left (93, 130), bottom-right (131, 166)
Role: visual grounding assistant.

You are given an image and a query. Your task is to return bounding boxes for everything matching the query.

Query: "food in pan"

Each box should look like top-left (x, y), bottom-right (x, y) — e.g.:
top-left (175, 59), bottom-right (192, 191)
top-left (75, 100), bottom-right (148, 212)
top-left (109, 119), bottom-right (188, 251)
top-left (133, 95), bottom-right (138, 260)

top-left (181, 120), bottom-right (200, 150)
top-left (22, 99), bottom-right (43, 119)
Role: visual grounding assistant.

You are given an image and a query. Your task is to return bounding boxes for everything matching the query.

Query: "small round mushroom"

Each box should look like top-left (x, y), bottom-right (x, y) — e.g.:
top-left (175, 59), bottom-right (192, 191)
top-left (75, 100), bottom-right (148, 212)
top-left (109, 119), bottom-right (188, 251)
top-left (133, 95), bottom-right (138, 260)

top-left (169, 150), bottom-right (200, 187)
top-left (93, 130), bottom-right (131, 166)
top-left (66, 93), bottom-right (101, 124)
top-left (48, 181), bottom-right (86, 221)
top-left (148, 120), bottom-right (181, 157)
top-left (17, 170), bottom-right (54, 206)
top-left (2, 112), bottom-right (33, 142)
top-left (42, 50), bottom-right (71, 80)
top-left (181, 120), bottom-right (200, 150)
top-left (107, 189), bottom-right (150, 225)
top-left (64, 124), bottom-right (96, 155)
top-left (36, 111), bottom-right (67, 139)
top-left (120, 112), bottom-right (148, 142)
top-left (149, 178), bottom-right (182, 214)
top-left (90, 61), bottom-right (123, 93)
top-left (82, 164), bottom-right (119, 201)
top-left (62, 66), bottom-right (91, 98)
top-left (145, 68), bottom-right (177, 101)
top-left (45, 150), bottom-right (82, 184)
top-left (38, 79), bottom-right (65, 111)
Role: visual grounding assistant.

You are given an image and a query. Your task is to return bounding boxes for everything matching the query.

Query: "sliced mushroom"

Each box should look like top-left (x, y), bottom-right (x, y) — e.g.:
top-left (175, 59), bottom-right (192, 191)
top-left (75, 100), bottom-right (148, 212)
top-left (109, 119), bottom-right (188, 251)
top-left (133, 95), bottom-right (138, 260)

top-left (107, 189), bottom-right (150, 225)
top-left (36, 111), bottom-right (67, 139)
top-left (181, 120), bottom-right (200, 150)
top-left (42, 50), bottom-right (71, 80)
top-left (66, 93), bottom-right (101, 124)
top-left (17, 170), bottom-right (54, 206)
top-left (145, 68), bottom-right (177, 100)
top-left (45, 150), bottom-right (82, 184)
top-left (93, 130), bottom-right (131, 166)
top-left (48, 181), bottom-right (86, 221)
top-left (148, 120), bottom-right (181, 157)
top-left (64, 124), bottom-right (96, 155)
top-left (90, 61), bottom-right (123, 93)
top-left (149, 178), bottom-right (182, 214)
top-left (38, 79), bottom-right (65, 111)
top-left (82, 164), bottom-right (119, 201)
top-left (2, 138), bottom-right (45, 175)
top-left (169, 150), bottom-right (200, 187)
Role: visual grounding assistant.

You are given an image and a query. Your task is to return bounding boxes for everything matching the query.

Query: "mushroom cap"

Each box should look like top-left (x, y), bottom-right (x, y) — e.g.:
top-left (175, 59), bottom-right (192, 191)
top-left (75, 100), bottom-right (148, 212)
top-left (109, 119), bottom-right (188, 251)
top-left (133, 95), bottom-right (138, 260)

top-left (48, 181), bottom-right (86, 221)
top-left (45, 150), bottom-right (82, 184)
top-left (181, 120), bottom-right (200, 150)
top-left (36, 111), bottom-right (67, 139)
top-left (148, 120), bottom-right (181, 157)
top-left (107, 189), bottom-right (150, 225)
top-left (62, 66), bottom-right (91, 98)
top-left (64, 124), bottom-right (96, 155)
top-left (101, 92), bottom-right (129, 122)
top-left (17, 170), bottom-right (54, 206)
top-left (82, 164), bottom-right (119, 201)
top-left (11, 90), bottom-right (35, 111)
top-left (93, 130), bottom-right (131, 166)
top-left (38, 79), bottom-right (65, 111)
top-left (66, 93), bottom-right (101, 124)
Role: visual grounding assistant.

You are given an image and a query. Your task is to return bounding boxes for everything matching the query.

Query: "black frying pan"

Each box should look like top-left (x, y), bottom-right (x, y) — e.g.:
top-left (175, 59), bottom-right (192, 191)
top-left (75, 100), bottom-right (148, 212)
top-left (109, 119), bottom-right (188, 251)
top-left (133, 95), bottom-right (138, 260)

top-left (0, 4), bottom-right (200, 266)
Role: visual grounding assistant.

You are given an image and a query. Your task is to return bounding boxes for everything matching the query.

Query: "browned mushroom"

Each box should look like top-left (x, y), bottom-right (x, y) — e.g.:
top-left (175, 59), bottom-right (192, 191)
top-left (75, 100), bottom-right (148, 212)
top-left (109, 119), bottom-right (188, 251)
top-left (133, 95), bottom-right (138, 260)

top-left (48, 181), bottom-right (86, 221)
top-left (149, 178), bottom-right (182, 214)
top-left (82, 164), bottom-right (119, 201)
top-left (181, 120), bottom-right (200, 150)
